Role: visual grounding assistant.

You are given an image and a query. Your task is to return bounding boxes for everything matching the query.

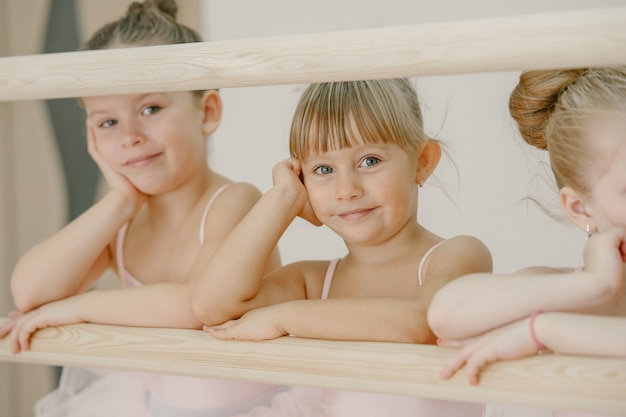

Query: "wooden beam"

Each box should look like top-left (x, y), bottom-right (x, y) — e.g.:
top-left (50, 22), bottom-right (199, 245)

top-left (1, 7), bottom-right (626, 101)
top-left (0, 319), bottom-right (624, 414)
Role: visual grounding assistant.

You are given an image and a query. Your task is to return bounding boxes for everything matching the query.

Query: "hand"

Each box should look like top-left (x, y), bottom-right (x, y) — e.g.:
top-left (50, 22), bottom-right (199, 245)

top-left (0, 310), bottom-right (23, 339)
top-left (583, 226), bottom-right (626, 296)
top-left (6, 297), bottom-right (84, 354)
top-left (203, 305), bottom-right (287, 341)
top-left (438, 318), bottom-right (539, 385)
top-left (87, 126), bottom-right (146, 214)
top-left (272, 158), bottom-right (321, 226)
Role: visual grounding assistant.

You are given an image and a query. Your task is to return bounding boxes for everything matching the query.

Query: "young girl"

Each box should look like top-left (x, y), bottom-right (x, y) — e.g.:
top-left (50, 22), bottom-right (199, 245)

top-left (0, 1), bottom-right (329, 416)
top-left (427, 67), bottom-right (626, 409)
top-left (191, 79), bottom-right (493, 416)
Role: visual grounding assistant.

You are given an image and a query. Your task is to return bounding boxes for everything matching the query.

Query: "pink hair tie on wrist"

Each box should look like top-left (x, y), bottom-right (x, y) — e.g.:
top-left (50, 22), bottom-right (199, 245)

top-left (529, 311), bottom-right (548, 354)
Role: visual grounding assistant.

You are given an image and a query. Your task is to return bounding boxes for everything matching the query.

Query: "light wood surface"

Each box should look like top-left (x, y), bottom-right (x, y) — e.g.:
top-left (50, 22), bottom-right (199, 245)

top-left (0, 318), bottom-right (624, 414)
top-left (1, 7), bottom-right (626, 101)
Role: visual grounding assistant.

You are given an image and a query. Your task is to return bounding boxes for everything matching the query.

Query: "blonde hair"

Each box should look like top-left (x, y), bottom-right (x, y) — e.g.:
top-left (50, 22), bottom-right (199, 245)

top-left (289, 79), bottom-right (431, 160)
top-left (83, 0), bottom-right (201, 49)
top-left (509, 67), bottom-right (626, 198)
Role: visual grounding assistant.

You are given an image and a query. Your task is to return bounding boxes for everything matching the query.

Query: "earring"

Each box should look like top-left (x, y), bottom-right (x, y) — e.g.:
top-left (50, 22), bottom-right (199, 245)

top-left (418, 180), bottom-right (425, 188)
top-left (586, 224), bottom-right (592, 240)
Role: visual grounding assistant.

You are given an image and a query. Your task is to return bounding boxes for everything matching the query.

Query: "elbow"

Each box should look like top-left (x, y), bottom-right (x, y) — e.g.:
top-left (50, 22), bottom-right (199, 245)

top-left (426, 292), bottom-right (457, 341)
top-left (11, 292), bottom-right (36, 314)
top-left (191, 295), bottom-right (232, 327)
top-left (10, 270), bottom-right (38, 313)
top-left (597, 275), bottom-right (623, 305)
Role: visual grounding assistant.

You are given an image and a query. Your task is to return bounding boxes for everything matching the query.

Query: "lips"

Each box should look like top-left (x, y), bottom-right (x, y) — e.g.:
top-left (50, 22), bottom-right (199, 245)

top-left (338, 208), bottom-right (374, 221)
top-left (124, 152), bottom-right (162, 168)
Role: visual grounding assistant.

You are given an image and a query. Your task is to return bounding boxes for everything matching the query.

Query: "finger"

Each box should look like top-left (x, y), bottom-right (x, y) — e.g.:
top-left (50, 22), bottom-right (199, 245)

top-left (7, 310), bottom-right (22, 320)
top-left (0, 319), bottom-right (16, 339)
top-left (18, 319), bottom-right (40, 352)
top-left (207, 326), bottom-right (236, 340)
top-left (9, 319), bottom-right (24, 354)
top-left (439, 347), bottom-right (473, 380)
top-left (464, 349), bottom-right (497, 386)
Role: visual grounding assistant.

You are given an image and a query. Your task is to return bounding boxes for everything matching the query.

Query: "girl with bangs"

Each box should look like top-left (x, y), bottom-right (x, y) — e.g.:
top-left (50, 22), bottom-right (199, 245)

top-left (192, 79), bottom-right (492, 416)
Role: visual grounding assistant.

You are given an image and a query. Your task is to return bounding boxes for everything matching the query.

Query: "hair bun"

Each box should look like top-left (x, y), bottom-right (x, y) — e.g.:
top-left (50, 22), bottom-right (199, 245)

top-left (127, 0), bottom-right (178, 20)
top-left (509, 69), bottom-right (586, 150)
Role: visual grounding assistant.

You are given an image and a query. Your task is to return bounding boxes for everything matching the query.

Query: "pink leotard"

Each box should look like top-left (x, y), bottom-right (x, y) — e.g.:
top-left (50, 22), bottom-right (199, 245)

top-left (322, 240), bottom-right (486, 417)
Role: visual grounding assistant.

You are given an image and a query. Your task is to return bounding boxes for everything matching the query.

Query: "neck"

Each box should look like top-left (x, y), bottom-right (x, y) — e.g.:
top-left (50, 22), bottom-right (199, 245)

top-left (343, 220), bottom-right (435, 266)
top-left (144, 167), bottom-right (219, 226)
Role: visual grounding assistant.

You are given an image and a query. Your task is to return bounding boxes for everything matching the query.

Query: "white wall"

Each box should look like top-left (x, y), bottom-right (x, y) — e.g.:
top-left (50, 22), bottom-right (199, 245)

top-left (201, 0), bottom-right (624, 273)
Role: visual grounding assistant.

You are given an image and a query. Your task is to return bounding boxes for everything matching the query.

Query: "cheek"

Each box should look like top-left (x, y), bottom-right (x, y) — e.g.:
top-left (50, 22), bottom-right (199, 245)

top-left (374, 176), bottom-right (414, 208)
top-left (304, 184), bottom-right (328, 215)
top-left (94, 138), bottom-right (118, 163)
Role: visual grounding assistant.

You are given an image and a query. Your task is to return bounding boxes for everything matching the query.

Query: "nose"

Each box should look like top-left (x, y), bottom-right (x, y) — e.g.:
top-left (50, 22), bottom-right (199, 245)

top-left (335, 170), bottom-right (363, 201)
top-left (121, 120), bottom-right (146, 147)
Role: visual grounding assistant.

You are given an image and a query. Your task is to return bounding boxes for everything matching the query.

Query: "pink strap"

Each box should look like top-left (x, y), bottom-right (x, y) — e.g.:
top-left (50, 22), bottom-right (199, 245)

top-left (321, 259), bottom-right (340, 300)
top-left (199, 184), bottom-right (230, 245)
top-left (417, 240), bottom-right (446, 286)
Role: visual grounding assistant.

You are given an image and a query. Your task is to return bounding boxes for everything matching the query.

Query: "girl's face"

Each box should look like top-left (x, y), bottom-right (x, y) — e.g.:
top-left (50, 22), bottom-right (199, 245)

top-left (301, 132), bottom-right (419, 246)
top-left (583, 114), bottom-right (626, 232)
top-left (83, 91), bottom-right (213, 194)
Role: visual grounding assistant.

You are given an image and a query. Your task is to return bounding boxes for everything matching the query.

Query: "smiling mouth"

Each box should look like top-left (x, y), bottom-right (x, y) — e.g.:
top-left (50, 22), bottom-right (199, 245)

top-left (339, 208), bottom-right (374, 221)
top-left (125, 153), bottom-right (161, 167)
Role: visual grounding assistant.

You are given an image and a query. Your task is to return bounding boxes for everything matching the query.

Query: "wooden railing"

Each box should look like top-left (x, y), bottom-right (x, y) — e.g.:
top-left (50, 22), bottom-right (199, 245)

top-left (0, 320), bottom-right (625, 414)
top-left (1, 7), bottom-right (626, 101)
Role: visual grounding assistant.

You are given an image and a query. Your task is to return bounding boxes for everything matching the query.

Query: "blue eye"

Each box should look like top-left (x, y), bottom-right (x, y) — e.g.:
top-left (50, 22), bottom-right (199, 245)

top-left (314, 165), bottom-right (334, 175)
top-left (100, 119), bottom-right (117, 128)
top-left (360, 156), bottom-right (380, 167)
top-left (142, 105), bottom-right (160, 116)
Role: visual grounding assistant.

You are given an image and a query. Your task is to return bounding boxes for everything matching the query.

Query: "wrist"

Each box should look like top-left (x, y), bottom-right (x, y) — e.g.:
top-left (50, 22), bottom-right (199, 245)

top-left (105, 189), bottom-right (140, 222)
top-left (275, 301), bottom-right (296, 336)
top-left (268, 185), bottom-right (306, 216)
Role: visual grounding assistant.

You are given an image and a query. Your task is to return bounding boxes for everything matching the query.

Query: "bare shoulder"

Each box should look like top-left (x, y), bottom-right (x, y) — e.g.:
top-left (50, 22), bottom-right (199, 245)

top-left (438, 235), bottom-right (492, 260)
top-left (216, 182), bottom-right (263, 206)
top-left (201, 182), bottom-right (263, 237)
top-left (204, 182), bottom-right (262, 218)
top-left (428, 235), bottom-right (493, 275)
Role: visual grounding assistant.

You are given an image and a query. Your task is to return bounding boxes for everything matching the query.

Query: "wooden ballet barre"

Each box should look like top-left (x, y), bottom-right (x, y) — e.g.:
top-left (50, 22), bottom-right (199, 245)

top-left (1, 7), bottom-right (626, 101)
top-left (0, 318), bottom-right (624, 414)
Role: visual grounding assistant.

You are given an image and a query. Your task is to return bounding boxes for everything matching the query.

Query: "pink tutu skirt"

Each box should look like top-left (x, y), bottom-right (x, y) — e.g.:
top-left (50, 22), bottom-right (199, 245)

top-left (34, 367), bottom-right (333, 417)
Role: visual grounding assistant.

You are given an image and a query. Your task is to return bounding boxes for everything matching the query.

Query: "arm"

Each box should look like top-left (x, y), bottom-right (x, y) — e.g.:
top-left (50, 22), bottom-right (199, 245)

top-left (427, 227), bottom-right (626, 341)
top-left (11, 127), bottom-right (144, 312)
top-left (191, 159), bottom-right (318, 326)
top-left (207, 235), bottom-right (493, 344)
top-left (208, 297), bottom-right (429, 343)
top-left (439, 313), bottom-right (626, 385)
top-left (11, 190), bottom-right (136, 312)
top-left (3, 183), bottom-right (278, 352)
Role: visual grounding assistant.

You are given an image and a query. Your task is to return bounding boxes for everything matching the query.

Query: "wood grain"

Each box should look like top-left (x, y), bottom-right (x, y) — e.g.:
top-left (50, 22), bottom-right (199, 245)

top-left (1, 7), bottom-right (626, 101)
top-left (0, 319), bottom-right (624, 414)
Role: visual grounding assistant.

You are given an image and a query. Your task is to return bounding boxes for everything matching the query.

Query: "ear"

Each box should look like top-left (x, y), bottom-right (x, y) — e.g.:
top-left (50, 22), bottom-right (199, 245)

top-left (560, 186), bottom-right (592, 231)
top-left (415, 141), bottom-right (441, 185)
top-left (200, 90), bottom-right (223, 136)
